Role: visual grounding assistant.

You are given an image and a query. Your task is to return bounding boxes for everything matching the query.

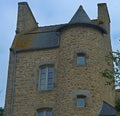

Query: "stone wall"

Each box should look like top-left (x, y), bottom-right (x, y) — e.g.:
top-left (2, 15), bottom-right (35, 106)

top-left (4, 2), bottom-right (115, 116)
top-left (55, 25), bottom-right (114, 115)
top-left (4, 25), bottom-right (115, 116)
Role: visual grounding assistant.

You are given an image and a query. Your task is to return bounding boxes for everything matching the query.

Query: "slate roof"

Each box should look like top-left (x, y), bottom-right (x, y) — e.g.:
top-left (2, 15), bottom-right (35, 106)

top-left (69, 5), bottom-right (91, 24)
top-left (11, 5), bottom-right (107, 52)
top-left (99, 101), bottom-right (116, 116)
top-left (11, 25), bottom-right (62, 51)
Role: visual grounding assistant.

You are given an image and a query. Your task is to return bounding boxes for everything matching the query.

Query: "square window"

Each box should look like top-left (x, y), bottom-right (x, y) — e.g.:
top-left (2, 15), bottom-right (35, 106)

top-left (77, 53), bottom-right (86, 65)
top-left (77, 95), bottom-right (86, 108)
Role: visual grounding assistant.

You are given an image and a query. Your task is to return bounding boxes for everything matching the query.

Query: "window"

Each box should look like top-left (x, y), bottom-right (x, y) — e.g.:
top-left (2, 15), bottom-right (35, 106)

top-left (77, 95), bottom-right (86, 108)
top-left (38, 109), bottom-right (53, 116)
top-left (77, 53), bottom-right (86, 65)
top-left (39, 65), bottom-right (54, 90)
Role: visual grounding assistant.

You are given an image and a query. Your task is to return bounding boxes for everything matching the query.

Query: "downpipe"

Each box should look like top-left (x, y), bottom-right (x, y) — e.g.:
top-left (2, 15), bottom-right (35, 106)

top-left (10, 50), bottom-right (16, 116)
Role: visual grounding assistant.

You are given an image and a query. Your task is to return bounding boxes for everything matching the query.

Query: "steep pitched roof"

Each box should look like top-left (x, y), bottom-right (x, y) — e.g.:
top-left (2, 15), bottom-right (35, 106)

top-left (11, 24), bottom-right (62, 51)
top-left (11, 3), bottom-right (107, 52)
top-left (69, 5), bottom-right (91, 24)
top-left (99, 101), bottom-right (116, 116)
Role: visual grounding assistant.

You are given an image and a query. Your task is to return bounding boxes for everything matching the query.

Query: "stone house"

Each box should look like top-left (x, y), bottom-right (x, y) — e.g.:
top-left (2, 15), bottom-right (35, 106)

top-left (4, 2), bottom-right (116, 116)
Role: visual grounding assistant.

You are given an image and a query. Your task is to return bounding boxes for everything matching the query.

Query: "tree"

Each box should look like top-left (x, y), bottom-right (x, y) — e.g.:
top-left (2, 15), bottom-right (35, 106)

top-left (115, 98), bottom-right (120, 111)
top-left (102, 50), bottom-right (120, 87)
top-left (101, 50), bottom-right (120, 112)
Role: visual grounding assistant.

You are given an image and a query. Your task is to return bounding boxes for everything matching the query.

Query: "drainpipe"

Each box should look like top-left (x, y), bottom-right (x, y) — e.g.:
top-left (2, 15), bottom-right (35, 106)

top-left (10, 50), bottom-right (16, 116)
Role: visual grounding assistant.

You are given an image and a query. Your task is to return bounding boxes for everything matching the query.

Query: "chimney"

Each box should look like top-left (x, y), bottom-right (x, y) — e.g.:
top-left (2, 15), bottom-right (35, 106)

top-left (16, 2), bottom-right (38, 34)
top-left (98, 3), bottom-right (110, 34)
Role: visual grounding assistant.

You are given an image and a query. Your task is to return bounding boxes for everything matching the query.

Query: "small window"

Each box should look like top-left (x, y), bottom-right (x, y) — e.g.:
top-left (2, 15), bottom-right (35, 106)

top-left (77, 53), bottom-right (86, 65)
top-left (38, 108), bottom-right (53, 116)
top-left (77, 95), bottom-right (86, 108)
top-left (39, 65), bottom-right (54, 91)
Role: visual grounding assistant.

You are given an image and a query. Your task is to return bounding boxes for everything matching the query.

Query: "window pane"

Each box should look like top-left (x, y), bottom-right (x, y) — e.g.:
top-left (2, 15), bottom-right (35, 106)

top-left (48, 78), bottom-right (53, 84)
top-left (46, 111), bottom-right (52, 116)
top-left (40, 78), bottom-right (46, 84)
top-left (48, 67), bottom-right (54, 73)
top-left (41, 67), bottom-right (46, 73)
top-left (48, 72), bottom-right (54, 78)
top-left (41, 67), bottom-right (46, 79)
top-left (77, 54), bottom-right (85, 65)
top-left (41, 73), bottom-right (46, 79)
top-left (47, 84), bottom-right (53, 89)
top-left (77, 98), bottom-right (85, 107)
top-left (40, 84), bottom-right (46, 90)
top-left (38, 111), bottom-right (43, 116)
top-left (47, 77), bottom-right (53, 89)
top-left (38, 109), bottom-right (52, 116)
top-left (48, 66), bottom-right (54, 89)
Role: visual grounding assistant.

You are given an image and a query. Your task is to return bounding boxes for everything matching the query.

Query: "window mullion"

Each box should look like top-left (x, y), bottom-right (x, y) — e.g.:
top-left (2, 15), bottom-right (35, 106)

top-left (39, 69), bottom-right (41, 90)
top-left (46, 67), bottom-right (48, 89)
top-left (53, 68), bottom-right (54, 87)
top-left (43, 110), bottom-right (46, 116)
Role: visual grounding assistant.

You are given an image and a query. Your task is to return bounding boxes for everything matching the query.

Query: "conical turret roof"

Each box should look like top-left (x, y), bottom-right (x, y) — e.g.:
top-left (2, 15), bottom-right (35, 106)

top-left (99, 101), bottom-right (116, 116)
top-left (69, 5), bottom-right (91, 24)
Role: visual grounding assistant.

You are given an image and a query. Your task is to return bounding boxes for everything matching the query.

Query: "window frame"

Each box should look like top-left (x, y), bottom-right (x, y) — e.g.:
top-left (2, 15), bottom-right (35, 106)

top-left (77, 95), bottom-right (86, 108)
top-left (39, 64), bottom-right (54, 91)
top-left (77, 53), bottom-right (86, 65)
top-left (37, 108), bottom-right (53, 116)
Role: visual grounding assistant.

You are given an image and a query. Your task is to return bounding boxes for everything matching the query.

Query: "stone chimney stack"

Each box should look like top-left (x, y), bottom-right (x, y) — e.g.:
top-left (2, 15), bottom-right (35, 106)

top-left (16, 2), bottom-right (38, 34)
top-left (98, 3), bottom-right (110, 34)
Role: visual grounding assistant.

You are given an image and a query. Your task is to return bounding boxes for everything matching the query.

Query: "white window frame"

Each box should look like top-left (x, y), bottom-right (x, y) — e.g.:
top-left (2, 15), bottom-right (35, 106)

top-left (37, 108), bottom-right (53, 116)
top-left (39, 65), bottom-right (54, 91)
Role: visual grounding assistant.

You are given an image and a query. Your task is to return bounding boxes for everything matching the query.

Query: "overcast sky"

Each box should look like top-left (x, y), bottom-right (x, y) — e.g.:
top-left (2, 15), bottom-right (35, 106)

top-left (0, 0), bottom-right (120, 107)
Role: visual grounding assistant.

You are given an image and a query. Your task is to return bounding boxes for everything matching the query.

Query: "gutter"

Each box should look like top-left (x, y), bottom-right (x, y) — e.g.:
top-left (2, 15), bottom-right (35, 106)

top-left (10, 46), bottom-right (59, 53)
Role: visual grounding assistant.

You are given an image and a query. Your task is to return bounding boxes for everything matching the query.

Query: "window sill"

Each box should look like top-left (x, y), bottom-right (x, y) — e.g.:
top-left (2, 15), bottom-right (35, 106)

top-left (77, 106), bottom-right (90, 110)
top-left (38, 88), bottom-right (55, 93)
top-left (76, 64), bottom-right (87, 68)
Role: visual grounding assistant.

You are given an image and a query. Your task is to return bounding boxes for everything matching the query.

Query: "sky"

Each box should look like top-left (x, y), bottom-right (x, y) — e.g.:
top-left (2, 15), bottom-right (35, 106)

top-left (0, 0), bottom-right (120, 108)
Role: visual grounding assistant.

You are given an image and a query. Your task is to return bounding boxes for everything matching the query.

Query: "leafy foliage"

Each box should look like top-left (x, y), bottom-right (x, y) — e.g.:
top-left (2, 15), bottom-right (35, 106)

top-left (115, 99), bottom-right (120, 111)
top-left (101, 50), bottom-right (120, 87)
top-left (113, 51), bottom-right (120, 87)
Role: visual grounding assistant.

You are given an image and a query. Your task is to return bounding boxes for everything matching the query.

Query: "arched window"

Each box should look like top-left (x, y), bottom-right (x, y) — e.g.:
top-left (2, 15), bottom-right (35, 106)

top-left (39, 64), bottom-right (54, 91)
